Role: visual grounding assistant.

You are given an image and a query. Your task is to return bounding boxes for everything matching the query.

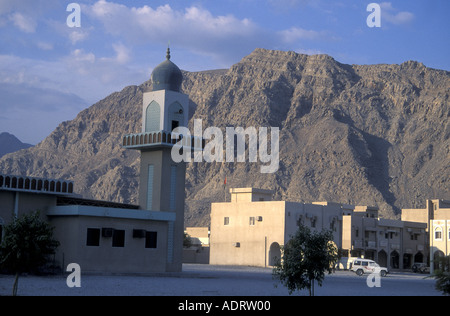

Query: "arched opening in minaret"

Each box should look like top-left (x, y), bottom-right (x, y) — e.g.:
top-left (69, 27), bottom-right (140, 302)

top-left (145, 101), bottom-right (161, 132)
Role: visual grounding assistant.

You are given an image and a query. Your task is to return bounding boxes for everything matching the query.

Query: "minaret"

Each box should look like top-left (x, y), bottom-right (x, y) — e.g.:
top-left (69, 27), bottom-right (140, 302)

top-left (122, 48), bottom-right (188, 272)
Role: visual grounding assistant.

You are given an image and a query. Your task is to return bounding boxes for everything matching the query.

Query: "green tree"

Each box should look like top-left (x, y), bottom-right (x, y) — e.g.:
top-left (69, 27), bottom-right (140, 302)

top-left (434, 255), bottom-right (450, 296)
top-left (0, 211), bottom-right (59, 296)
top-left (273, 224), bottom-right (339, 296)
top-left (183, 232), bottom-right (193, 248)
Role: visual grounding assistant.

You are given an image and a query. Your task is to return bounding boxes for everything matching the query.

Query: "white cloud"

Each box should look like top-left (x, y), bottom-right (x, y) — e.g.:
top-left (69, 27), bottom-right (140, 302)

top-left (380, 2), bottom-right (414, 25)
top-left (9, 12), bottom-right (36, 33)
top-left (85, 2), bottom-right (272, 65)
top-left (0, 47), bottom-right (146, 143)
top-left (111, 43), bottom-right (131, 64)
top-left (0, 0), bottom-right (59, 32)
top-left (84, 1), bottom-right (334, 66)
top-left (69, 29), bottom-right (89, 44)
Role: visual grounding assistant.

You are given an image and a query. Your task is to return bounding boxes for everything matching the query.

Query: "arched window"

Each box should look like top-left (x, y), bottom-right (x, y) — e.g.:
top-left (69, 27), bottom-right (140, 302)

top-left (145, 101), bottom-right (161, 132)
top-left (68, 182), bottom-right (74, 194)
top-left (11, 177), bottom-right (17, 188)
top-left (18, 177), bottom-right (24, 189)
top-left (435, 226), bottom-right (443, 240)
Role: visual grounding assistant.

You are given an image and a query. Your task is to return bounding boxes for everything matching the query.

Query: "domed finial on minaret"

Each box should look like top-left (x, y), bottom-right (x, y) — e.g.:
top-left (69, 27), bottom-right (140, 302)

top-left (166, 46), bottom-right (171, 60)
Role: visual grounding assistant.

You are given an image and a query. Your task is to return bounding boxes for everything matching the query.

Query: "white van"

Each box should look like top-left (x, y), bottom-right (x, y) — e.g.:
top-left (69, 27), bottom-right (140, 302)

top-left (351, 258), bottom-right (388, 277)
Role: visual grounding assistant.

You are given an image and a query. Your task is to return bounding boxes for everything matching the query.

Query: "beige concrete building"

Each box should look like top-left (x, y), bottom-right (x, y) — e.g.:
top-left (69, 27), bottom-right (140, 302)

top-left (0, 174), bottom-right (176, 274)
top-left (402, 199), bottom-right (450, 271)
top-left (210, 188), bottom-right (428, 270)
top-left (183, 227), bottom-right (210, 264)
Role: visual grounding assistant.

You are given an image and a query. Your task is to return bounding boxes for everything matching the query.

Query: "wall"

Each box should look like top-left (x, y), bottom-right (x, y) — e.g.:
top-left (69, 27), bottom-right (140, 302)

top-left (49, 215), bottom-right (169, 274)
top-left (210, 200), bottom-right (286, 266)
top-left (0, 191), bottom-right (57, 223)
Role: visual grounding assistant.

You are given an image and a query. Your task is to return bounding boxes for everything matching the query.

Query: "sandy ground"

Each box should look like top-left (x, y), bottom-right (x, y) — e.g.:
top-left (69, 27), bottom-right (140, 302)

top-left (0, 264), bottom-right (441, 296)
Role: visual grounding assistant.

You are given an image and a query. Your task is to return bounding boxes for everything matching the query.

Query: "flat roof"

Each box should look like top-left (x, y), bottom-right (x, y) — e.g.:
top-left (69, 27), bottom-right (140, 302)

top-left (48, 205), bottom-right (175, 222)
top-left (57, 196), bottom-right (139, 210)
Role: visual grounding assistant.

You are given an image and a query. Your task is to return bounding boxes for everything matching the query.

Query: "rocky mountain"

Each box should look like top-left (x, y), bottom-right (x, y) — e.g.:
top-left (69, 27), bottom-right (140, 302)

top-left (0, 132), bottom-right (33, 158)
top-left (0, 48), bottom-right (448, 226)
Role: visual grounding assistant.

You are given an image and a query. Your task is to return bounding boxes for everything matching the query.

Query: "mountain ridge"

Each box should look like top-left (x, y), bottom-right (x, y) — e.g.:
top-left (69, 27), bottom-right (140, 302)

top-left (0, 132), bottom-right (33, 158)
top-left (0, 48), bottom-right (448, 226)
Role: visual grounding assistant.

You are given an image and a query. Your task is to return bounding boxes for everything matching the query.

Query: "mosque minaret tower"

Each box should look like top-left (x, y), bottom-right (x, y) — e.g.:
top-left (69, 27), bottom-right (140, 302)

top-left (122, 48), bottom-right (189, 272)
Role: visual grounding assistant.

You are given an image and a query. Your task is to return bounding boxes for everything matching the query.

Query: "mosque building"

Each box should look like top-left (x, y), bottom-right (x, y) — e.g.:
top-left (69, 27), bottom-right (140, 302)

top-left (0, 49), bottom-right (188, 274)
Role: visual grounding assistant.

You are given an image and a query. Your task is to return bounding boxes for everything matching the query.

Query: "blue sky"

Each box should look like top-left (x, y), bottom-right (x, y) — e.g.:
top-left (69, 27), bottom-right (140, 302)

top-left (0, 0), bottom-right (448, 144)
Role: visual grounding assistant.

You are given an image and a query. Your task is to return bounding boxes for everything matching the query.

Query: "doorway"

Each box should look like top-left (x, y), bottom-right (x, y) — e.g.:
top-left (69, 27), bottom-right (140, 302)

top-left (269, 242), bottom-right (281, 266)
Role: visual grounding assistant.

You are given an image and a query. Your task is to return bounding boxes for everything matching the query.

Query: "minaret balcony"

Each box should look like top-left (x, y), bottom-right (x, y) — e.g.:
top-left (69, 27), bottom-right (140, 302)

top-left (122, 130), bottom-right (204, 151)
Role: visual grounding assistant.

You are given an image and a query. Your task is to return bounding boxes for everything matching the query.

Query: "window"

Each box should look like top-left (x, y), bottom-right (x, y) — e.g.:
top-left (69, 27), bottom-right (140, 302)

top-left (249, 217), bottom-right (255, 226)
top-left (145, 101), bottom-right (160, 132)
top-left (435, 227), bottom-right (442, 241)
top-left (145, 231), bottom-right (158, 248)
top-left (86, 228), bottom-right (100, 246)
top-left (168, 102), bottom-right (184, 132)
top-left (112, 229), bottom-right (125, 247)
top-left (224, 217), bottom-right (229, 225)
top-left (171, 120), bottom-right (179, 131)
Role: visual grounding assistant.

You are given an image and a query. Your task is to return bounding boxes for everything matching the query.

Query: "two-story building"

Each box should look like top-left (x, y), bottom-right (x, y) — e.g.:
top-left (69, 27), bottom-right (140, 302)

top-left (402, 199), bottom-right (450, 272)
top-left (210, 187), bottom-right (428, 270)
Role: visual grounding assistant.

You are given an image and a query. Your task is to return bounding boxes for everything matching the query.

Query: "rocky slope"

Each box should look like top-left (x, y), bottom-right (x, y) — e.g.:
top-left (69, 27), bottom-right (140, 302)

top-left (0, 48), bottom-right (448, 226)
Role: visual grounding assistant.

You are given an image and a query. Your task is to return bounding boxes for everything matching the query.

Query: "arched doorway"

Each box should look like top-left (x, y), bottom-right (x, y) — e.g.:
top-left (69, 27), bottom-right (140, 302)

top-left (403, 254), bottom-right (412, 269)
top-left (414, 252), bottom-right (424, 264)
top-left (378, 250), bottom-right (387, 267)
top-left (269, 242), bottom-right (281, 266)
top-left (390, 250), bottom-right (400, 269)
